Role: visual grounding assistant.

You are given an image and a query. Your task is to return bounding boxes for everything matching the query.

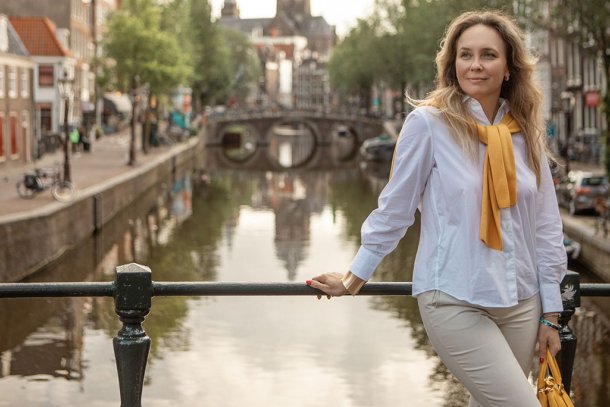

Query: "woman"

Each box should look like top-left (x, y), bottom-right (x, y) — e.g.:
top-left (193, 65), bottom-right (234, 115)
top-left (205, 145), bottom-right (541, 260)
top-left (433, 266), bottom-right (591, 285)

top-left (308, 10), bottom-right (566, 407)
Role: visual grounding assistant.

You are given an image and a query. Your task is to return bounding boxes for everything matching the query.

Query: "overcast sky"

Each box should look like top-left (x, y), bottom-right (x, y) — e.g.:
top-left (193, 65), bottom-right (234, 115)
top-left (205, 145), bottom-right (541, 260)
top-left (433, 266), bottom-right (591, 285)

top-left (209, 0), bottom-right (376, 37)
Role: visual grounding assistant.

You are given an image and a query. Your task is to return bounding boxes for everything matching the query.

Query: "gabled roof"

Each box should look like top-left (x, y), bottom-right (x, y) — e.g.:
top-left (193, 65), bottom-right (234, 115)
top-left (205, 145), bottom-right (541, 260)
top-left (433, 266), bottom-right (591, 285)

top-left (6, 18), bottom-right (30, 56)
top-left (220, 16), bottom-right (270, 36)
top-left (303, 16), bottom-right (334, 37)
top-left (8, 16), bottom-right (72, 57)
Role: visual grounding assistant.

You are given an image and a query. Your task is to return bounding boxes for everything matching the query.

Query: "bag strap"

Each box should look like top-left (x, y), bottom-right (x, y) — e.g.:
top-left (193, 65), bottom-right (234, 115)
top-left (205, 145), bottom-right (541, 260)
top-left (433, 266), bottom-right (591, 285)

top-left (537, 348), bottom-right (564, 390)
top-left (537, 353), bottom-right (549, 390)
top-left (546, 348), bottom-right (564, 386)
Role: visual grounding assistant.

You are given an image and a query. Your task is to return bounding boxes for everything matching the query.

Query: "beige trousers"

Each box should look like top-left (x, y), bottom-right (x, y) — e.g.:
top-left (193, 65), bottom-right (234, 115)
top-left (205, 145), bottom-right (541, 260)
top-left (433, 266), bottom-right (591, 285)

top-left (417, 290), bottom-right (541, 407)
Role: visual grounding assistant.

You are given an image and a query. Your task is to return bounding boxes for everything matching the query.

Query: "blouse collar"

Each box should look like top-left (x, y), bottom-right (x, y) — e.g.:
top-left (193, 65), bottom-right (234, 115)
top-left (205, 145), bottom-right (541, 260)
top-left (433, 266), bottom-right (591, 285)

top-left (463, 96), bottom-right (510, 126)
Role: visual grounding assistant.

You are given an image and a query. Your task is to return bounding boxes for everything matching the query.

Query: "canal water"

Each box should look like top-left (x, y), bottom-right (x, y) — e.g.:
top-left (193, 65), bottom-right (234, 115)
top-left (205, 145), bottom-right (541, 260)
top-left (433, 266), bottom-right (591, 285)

top-left (0, 147), bottom-right (608, 406)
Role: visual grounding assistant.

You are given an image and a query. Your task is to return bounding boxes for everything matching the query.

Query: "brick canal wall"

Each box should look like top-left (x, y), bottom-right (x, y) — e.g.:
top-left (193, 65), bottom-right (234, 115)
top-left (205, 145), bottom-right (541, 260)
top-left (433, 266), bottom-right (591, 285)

top-left (562, 214), bottom-right (610, 282)
top-left (0, 137), bottom-right (203, 283)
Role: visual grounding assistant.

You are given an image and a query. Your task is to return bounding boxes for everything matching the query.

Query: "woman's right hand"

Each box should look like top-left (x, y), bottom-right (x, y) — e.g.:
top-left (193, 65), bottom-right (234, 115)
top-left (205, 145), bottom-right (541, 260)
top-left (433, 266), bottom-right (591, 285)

top-left (307, 272), bottom-right (348, 299)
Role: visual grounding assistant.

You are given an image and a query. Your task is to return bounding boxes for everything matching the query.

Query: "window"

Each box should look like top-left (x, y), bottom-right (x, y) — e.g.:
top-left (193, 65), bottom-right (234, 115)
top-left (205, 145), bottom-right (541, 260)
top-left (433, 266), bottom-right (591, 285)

top-left (20, 68), bottom-right (29, 98)
top-left (8, 66), bottom-right (16, 98)
top-left (0, 65), bottom-right (4, 97)
top-left (38, 65), bottom-right (54, 87)
top-left (10, 114), bottom-right (17, 157)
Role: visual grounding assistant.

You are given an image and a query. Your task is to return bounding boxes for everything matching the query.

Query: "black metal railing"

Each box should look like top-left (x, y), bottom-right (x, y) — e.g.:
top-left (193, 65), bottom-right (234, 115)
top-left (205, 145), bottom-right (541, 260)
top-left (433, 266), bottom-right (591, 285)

top-left (1, 264), bottom-right (609, 407)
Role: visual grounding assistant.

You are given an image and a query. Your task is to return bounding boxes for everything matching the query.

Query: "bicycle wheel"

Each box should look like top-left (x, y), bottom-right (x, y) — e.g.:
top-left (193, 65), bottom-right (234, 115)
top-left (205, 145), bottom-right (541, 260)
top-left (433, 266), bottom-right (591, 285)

top-left (52, 180), bottom-right (75, 202)
top-left (16, 181), bottom-right (37, 199)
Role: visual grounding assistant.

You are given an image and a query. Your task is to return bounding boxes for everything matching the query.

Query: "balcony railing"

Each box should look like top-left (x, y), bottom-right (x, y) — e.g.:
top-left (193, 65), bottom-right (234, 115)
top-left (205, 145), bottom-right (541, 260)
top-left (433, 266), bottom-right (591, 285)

top-left (1, 264), bottom-right (609, 407)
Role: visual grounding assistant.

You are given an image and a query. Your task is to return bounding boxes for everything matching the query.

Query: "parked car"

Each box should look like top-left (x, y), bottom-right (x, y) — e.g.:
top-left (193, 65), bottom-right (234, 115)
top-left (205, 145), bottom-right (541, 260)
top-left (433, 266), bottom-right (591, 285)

top-left (556, 170), bottom-right (608, 215)
top-left (359, 134), bottom-right (396, 162)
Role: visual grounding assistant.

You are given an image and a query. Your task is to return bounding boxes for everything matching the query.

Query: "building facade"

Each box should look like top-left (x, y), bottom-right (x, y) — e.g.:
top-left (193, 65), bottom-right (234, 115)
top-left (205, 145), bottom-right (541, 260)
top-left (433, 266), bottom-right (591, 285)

top-left (0, 0), bottom-right (98, 129)
top-left (293, 57), bottom-right (329, 112)
top-left (9, 16), bottom-right (76, 143)
top-left (219, 0), bottom-right (336, 110)
top-left (0, 15), bottom-right (36, 169)
top-left (538, 0), bottom-right (607, 165)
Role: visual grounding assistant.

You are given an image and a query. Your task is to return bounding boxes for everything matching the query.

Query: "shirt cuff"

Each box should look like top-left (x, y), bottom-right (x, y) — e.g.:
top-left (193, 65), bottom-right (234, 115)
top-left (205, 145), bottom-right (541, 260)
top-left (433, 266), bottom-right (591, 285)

top-left (350, 246), bottom-right (384, 281)
top-left (342, 271), bottom-right (366, 295)
top-left (539, 282), bottom-right (564, 314)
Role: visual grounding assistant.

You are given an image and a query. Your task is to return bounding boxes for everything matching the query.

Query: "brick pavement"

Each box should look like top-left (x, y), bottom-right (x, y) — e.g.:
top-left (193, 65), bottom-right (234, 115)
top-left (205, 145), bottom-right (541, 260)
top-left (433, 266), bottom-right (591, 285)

top-left (0, 125), bottom-right (191, 220)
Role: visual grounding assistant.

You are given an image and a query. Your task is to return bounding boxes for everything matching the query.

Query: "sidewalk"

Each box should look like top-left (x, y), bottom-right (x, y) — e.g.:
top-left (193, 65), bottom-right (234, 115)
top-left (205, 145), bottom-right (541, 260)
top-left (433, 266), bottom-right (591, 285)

top-left (563, 160), bottom-right (606, 175)
top-left (0, 126), bottom-right (193, 219)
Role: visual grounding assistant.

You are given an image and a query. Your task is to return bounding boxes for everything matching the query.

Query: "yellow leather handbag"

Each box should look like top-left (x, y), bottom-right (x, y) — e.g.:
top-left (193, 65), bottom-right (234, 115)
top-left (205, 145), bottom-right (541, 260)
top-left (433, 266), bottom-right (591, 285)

top-left (537, 349), bottom-right (574, 407)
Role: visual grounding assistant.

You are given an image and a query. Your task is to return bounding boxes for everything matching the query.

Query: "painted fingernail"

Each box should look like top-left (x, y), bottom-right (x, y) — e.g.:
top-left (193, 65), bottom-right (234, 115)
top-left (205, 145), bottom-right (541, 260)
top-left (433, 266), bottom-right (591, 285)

top-left (306, 280), bottom-right (312, 286)
top-left (540, 357), bottom-right (545, 363)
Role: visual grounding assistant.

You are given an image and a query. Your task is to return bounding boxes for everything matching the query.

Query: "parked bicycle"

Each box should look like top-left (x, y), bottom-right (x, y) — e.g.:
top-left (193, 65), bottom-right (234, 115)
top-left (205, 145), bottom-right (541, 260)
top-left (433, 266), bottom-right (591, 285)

top-left (16, 166), bottom-right (75, 202)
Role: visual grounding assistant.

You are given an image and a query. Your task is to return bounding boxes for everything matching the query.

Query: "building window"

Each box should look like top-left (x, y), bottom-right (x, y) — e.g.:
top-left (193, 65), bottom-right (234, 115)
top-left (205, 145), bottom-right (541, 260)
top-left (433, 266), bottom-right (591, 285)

top-left (0, 65), bottom-right (4, 98)
top-left (10, 114), bottom-right (17, 157)
top-left (40, 107), bottom-right (52, 135)
top-left (38, 65), bottom-right (54, 87)
top-left (21, 68), bottom-right (29, 98)
top-left (8, 66), bottom-right (16, 98)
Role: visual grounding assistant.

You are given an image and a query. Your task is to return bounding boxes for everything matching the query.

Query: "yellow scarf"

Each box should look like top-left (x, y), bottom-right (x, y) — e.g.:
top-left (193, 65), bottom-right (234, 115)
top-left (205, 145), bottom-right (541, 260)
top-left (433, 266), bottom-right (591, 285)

top-left (477, 113), bottom-right (520, 251)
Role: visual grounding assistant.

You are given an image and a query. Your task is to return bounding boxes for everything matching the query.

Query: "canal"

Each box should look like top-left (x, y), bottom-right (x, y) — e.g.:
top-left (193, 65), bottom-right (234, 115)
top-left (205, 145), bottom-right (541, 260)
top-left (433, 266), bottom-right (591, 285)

top-left (0, 147), bottom-right (608, 406)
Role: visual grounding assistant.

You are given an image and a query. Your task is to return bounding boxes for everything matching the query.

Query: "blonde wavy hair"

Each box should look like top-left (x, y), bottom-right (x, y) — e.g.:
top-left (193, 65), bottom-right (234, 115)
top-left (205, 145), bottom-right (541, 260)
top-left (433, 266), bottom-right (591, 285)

top-left (416, 10), bottom-right (547, 186)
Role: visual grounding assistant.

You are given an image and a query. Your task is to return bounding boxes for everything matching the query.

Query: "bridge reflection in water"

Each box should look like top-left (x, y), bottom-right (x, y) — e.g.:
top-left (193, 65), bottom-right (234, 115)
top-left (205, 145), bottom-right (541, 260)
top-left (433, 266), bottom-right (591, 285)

top-left (0, 142), bottom-right (608, 406)
top-left (217, 118), bottom-right (359, 170)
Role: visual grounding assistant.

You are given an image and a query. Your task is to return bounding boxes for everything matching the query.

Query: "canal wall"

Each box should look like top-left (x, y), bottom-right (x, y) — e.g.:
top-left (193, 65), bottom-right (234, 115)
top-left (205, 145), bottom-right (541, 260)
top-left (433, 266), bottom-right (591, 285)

top-left (562, 214), bottom-right (610, 282)
top-left (0, 136), bottom-right (203, 283)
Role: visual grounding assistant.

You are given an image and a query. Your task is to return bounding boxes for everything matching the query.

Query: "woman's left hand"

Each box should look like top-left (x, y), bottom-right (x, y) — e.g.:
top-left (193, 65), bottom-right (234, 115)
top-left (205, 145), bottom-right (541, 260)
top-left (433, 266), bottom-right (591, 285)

top-left (307, 272), bottom-right (348, 299)
top-left (538, 317), bottom-right (561, 362)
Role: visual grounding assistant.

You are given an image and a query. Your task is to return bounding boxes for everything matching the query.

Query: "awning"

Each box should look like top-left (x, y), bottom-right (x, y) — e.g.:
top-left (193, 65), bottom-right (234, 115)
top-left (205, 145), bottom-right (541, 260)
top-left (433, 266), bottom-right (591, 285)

top-left (104, 93), bottom-right (132, 113)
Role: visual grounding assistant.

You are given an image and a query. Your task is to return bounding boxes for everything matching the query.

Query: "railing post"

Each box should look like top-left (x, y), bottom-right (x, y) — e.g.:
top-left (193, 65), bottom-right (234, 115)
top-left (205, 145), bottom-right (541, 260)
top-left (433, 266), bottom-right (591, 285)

top-left (113, 263), bottom-right (152, 407)
top-left (558, 270), bottom-right (580, 394)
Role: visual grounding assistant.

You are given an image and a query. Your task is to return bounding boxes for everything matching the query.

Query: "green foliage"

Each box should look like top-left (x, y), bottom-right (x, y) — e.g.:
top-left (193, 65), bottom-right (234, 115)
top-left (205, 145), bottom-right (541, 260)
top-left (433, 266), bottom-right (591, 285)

top-left (103, 0), bottom-right (190, 95)
top-left (183, 0), bottom-right (231, 106)
top-left (221, 27), bottom-right (263, 103)
top-left (328, 19), bottom-right (378, 95)
top-left (159, 0), bottom-right (261, 108)
top-left (328, 0), bottom-right (515, 106)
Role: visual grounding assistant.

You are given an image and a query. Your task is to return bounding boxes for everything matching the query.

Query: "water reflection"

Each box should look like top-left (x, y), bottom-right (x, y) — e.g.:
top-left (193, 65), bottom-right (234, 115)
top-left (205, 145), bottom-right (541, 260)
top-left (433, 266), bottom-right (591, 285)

top-left (329, 125), bottom-right (358, 162)
top-left (221, 124), bottom-right (257, 162)
top-left (0, 153), bottom-right (608, 406)
top-left (268, 122), bottom-right (316, 167)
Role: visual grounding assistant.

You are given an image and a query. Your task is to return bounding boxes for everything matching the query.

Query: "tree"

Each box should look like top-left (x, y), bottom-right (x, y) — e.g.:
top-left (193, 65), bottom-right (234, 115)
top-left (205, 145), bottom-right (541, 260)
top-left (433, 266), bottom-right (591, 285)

top-left (220, 27), bottom-right (262, 106)
top-left (185, 0), bottom-right (234, 108)
top-left (103, 0), bottom-right (189, 163)
top-left (160, 0), bottom-right (260, 110)
top-left (105, 0), bottom-right (190, 94)
top-left (328, 19), bottom-right (379, 112)
top-left (328, 0), bottom-right (516, 114)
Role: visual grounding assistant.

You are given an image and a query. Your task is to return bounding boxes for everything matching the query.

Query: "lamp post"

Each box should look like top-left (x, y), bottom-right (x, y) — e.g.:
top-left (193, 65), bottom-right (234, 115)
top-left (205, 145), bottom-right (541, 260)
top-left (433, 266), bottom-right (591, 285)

top-left (58, 70), bottom-right (73, 183)
top-left (561, 91), bottom-right (575, 175)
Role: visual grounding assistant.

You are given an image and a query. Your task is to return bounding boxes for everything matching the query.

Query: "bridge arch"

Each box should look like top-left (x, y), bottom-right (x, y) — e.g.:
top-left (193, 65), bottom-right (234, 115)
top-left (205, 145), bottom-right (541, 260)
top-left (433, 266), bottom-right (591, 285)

top-left (208, 111), bottom-right (383, 146)
top-left (264, 119), bottom-right (320, 168)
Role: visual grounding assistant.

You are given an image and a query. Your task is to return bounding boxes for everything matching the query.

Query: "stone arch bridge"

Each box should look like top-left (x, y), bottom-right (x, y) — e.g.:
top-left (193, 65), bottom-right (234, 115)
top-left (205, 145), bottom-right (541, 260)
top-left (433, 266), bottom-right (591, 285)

top-left (206, 111), bottom-right (384, 147)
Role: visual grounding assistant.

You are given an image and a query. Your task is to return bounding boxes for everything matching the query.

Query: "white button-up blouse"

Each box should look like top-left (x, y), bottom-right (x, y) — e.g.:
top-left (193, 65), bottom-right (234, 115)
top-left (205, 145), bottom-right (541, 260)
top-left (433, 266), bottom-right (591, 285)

top-left (350, 98), bottom-right (567, 312)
